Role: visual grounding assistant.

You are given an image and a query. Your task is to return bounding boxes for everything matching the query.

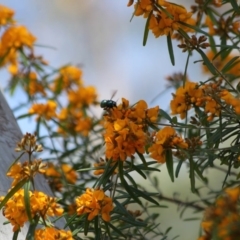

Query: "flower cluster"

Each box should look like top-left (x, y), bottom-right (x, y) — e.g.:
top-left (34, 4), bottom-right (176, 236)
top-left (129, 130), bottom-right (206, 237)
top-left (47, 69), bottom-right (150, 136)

top-left (128, 0), bottom-right (195, 37)
top-left (148, 126), bottom-right (188, 163)
top-left (202, 50), bottom-right (240, 76)
top-left (0, 189), bottom-right (63, 232)
top-left (75, 188), bottom-right (113, 222)
top-left (170, 79), bottom-right (240, 121)
top-left (103, 98), bottom-right (159, 161)
top-left (205, 15), bottom-right (240, 38)
top-left (52, 66), bottom-right (83, 92)
top-left (0, 4), bottom-right (14, 25)
top-left (44, 163), bottom-right (78, 192)
top-left (199, 186), bottom-right (240, 240)
top-left (15, 132), bottom-right (43, 153)
top-left (51, 66), bottom-right (97, 136)
top-left (25, 71), bottom-right (46, 97)
top-left (29, 100), bottom-right (57, 120)
top-left (35, 227), bottom-right (73, 240)
top-left (0, 17), bottom-right (36, 74)
top-left (7, 160), bottom-right (46, 187)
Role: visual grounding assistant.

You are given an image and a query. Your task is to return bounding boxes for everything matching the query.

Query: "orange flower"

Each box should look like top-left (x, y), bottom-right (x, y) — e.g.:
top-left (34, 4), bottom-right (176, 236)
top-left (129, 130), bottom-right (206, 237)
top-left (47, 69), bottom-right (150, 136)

top-left (44, 163), bottom-right (78, 191)
top-left (25, 72), bottom-right (46, 96)
top-left (134, 0), bottom-right (153, 18)
top-left (149, 1), bottom-right (195, 37)
top-left (0, 25), bottom-right (36, 74)
top-left (0, 189), bottom-right (63, 232)
top-left (0, 5), bottom-right (15, 26)
top-left (7, 160), bottom-right (46, 187)
top-left (103, 98), bottom-right (159, 161)
top-left (202, 50), bottom-right (240, 76)
top-left (52, 66), bottom-right (83, 93)
top-left (148, 126), bottom-right (188, 163)
top-left (35, 227), bottom-right (73, 240)
top-left (75, 188), bottom-right (113, 222)
top-left (199, 186), bottom-right (240, 240)
top-left (68, 85), bottom-right (97, 108)
top-left (29, 100), bottom-right (57, 120)
top-left (170, 81), bottom-right (203, 119)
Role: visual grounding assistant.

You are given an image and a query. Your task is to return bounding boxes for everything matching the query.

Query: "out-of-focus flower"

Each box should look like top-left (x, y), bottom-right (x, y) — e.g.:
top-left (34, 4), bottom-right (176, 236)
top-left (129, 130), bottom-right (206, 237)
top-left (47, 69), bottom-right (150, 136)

top-left (7, 160), bottom-right (46, 187)
top-left (25, 71), bottom-right (46, 96)
top-left (149, 1), bottom-right (195, 37)
top-left (15, 132), bottom-right (43, 153)
top-left (57, 108), bottom-right (92, 136)
top-left (44, 163), bottom-right (78, 192)
top-left (0, 5), bottom-right (15, 26)
top-left (202, 50), bottom-right (240, 76)
top-left (199, 186), bottom-right (240, 240)
top-left (75, 188), bottom-right (113, 222)
top-left (148, 126), bottom-right (188, 163)
top-left (52, 66), bottom-right (83, 93)
top-left (0, 25), bottom-right (36, 74)
top-left (29, 100), bottom-right (57, 120)
top-left (35, 227), bottom-right (73, 240)
top-left (0, 189), bottom-right (63, 232)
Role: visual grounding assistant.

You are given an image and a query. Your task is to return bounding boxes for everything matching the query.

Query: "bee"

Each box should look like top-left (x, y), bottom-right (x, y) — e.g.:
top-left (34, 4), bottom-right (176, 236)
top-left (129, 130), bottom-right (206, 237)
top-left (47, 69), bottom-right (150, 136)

top-left (100, 90), bottom-right (117, 110)
top-left (100, 100), bottom-right (117, 110)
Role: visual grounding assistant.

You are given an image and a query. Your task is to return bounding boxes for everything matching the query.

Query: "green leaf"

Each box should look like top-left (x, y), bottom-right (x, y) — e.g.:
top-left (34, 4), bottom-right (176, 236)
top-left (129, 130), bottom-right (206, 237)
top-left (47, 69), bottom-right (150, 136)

top-left (136, 151), bottom-right (147, 169)
top-left (129, 186), bottom-right (159, 205)
top-left (6, 152), bottom-right (25, 173)
top-left (167, 34), bottom-right (175, 66)
top-left (229, 0), bottom-right (240, 14)
top-left (198, 49), bottom-right (216, 75)
top-left (0, 179), bottom-right (27, 210)
top-left (183, 53), bottom-right (190, 86)
top-left (125, 161), bottom-right (147, 179)
top-left (12, 230), bottom-right (19, 240)
top-left (108, 222), bottom-right (127, 238)
top-left (84, 217), bottom-right (90, 236)
top-left (104, 222), bottom-right (111, 239)
top-left (118, 161), bottom-right (142, 205)
top-left (189, 156), bottom-right (196, 193)
top-left (16, 113), bottom-right (33, 120)
top-left (166, 150), bottom-right (174, 182)
top-left (94, 216), bottom-right (100, 239)
top-left (143, 11), bottom-right (153, 46)
top-left (24, 181), bottom-right (33, 224)
top-left (175, 160), bottom-right (184, 178)
top-left (221, 56), bottom-right (240, 73)
top-left (25, 219), bottom-right (39, 240)
top-left (159, 109), bottom-right (172, 122)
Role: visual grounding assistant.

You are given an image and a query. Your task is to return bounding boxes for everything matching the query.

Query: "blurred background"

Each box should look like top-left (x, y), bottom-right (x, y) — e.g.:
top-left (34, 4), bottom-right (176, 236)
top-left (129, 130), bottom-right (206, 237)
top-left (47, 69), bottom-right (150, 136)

top-left (0, 1), bottom-right (214, 239)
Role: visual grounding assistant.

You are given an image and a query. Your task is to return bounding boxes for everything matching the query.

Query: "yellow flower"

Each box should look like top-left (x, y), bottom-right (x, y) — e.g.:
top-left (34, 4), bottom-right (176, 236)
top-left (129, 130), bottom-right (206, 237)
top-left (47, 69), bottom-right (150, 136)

top-left (75, 188), bottom-right (113, 222)
top-left (203, 50), bottom-right (240, 76)
top-left (134, 0), bottom-right (153, 18)
top-left (0, 25), bottom-right (36, 74)
top-left (52, 66), bottom-right (83, 93)
top-left (35, 227), bottom-right (73, 240)
top-left (25, 72), bottom-right (46, 96)
top-left (103, 98), bottom-right (158, 161)
top-left (68, 85), bottom-right (97, 108)
top-left (7, 160), bottom-right (46, 187)
top-left (0, 189), bottom-right (63, 232)
top-left (149, 1), bottom-right (195, 37)
top-left (148, 127), bottom-right (188, 163)
top-left (44, 163), bottom-right (78, 191)
top-left (0, 5), bottom-right (15, 26)
top-left (29, 100), bottom-right (57, 120)
top-left (225, 186), bottom-right (240, 203)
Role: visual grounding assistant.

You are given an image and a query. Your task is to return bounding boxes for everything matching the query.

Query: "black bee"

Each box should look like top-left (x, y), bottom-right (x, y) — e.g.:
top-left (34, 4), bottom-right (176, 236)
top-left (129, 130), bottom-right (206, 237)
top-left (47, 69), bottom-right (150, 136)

top-left (100, 100), bottom-right (117, 110)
